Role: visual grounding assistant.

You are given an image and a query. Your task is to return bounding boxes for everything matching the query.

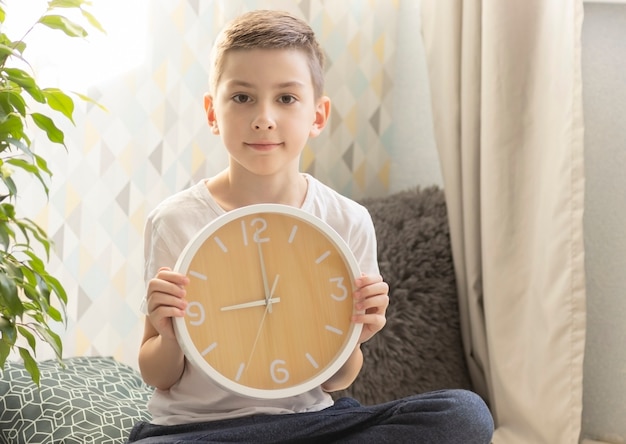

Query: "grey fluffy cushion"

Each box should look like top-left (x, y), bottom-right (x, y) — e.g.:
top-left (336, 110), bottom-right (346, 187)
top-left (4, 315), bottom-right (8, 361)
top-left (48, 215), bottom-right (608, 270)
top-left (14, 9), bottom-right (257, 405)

top-left (333, 186), bottom-right (473, 404)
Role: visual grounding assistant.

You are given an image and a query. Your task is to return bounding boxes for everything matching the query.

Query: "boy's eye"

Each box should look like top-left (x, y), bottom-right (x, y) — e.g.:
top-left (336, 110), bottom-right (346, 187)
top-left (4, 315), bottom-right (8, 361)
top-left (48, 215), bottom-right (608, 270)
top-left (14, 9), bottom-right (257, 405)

top-left (232, 94), bottom-right (251, 103)
top-left (278, 95), bottom-right (296, 104)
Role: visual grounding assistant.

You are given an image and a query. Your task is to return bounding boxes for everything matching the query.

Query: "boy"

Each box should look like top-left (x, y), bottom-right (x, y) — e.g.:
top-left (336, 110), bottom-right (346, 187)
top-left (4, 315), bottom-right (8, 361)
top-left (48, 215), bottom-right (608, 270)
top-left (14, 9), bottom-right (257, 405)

top-left (130, 9), bottom-right (493, 443)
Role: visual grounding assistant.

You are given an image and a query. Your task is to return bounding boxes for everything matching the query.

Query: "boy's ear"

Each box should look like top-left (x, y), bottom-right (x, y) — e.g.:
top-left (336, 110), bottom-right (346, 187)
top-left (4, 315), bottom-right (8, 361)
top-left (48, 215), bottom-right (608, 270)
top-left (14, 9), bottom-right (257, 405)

top-left (310, 96), bottom-right (331, 138)
top-left (204, 93), bottom-right (220, 135)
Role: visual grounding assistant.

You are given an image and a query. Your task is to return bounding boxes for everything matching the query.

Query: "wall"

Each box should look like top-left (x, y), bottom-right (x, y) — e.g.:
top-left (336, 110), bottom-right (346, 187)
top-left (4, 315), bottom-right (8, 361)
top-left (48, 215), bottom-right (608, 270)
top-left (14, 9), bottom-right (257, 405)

top-left (581, 2), bottom-right (626, 443)
top-left (19, 0), bottom-right (438, 367)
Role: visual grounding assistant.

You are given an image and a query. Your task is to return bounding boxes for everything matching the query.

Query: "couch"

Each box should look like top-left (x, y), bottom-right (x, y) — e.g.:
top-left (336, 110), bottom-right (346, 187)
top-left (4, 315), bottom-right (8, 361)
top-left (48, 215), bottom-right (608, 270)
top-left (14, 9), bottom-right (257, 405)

top-left (0, 186), bottom-right (473, 444)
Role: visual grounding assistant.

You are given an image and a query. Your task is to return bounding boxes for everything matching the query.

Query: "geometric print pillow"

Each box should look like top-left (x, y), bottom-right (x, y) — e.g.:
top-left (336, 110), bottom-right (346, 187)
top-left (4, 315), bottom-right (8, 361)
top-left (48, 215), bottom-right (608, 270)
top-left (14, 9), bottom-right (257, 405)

top-left (0, 356), bottom-right (152, 444)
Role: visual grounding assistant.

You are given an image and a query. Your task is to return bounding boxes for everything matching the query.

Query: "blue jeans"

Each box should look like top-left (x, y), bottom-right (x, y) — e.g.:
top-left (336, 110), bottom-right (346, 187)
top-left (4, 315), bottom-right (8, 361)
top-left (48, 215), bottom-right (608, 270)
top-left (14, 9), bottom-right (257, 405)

top-left (127, 389), bottom-right (493, 443)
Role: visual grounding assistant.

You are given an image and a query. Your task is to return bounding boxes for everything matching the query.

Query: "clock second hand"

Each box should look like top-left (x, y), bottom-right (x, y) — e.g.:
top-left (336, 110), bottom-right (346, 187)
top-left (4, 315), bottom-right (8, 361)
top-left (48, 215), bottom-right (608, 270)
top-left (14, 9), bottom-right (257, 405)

top-left (245, 274), bottom-right (280, 372)
top-left (266, 273), bottom-right (279, 312)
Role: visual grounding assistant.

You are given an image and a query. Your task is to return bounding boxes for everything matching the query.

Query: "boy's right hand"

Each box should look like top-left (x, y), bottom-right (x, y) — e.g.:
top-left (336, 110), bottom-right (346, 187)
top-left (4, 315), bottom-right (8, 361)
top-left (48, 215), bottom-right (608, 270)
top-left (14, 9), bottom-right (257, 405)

top-left (145, 267), bottom-right (189, 341)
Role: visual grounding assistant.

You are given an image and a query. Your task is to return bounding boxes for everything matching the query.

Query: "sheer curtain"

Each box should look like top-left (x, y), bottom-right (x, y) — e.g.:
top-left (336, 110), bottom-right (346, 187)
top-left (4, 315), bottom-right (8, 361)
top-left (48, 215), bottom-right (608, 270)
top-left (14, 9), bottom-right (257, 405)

top-left (420, 1), bottom-right (586, 443)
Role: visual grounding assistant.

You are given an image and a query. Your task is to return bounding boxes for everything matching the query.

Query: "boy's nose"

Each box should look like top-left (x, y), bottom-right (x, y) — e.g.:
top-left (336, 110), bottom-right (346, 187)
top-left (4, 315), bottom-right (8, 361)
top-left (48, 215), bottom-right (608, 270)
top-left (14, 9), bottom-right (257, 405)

top-left (253, 121), bottom-right (274, 130)
top-left (252, 107), bottom-right (275, 130)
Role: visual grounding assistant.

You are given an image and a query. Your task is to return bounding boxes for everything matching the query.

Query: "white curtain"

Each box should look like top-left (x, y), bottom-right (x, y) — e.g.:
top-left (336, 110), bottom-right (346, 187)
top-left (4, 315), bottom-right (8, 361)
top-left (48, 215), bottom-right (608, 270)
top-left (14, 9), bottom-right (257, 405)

top-left (420, 1), bottom-right (586, 443)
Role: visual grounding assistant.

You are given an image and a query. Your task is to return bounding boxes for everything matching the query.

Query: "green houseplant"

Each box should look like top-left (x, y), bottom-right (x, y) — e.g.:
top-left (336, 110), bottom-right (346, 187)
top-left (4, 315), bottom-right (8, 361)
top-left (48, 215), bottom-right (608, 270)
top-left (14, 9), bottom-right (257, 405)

top-left (0, 0), bottom-right (103, 385)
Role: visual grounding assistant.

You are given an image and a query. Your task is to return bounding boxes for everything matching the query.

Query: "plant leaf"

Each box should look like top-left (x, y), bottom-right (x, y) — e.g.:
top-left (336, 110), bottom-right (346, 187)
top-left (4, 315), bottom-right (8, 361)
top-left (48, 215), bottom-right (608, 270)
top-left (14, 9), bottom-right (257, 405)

top-left (4, 158), bottom-right (39, 174)
top-left (4, 137), bottom-right (32, 156)
top-left (2, 68), bottom-right (45, 103)
top-left (80, 9), bottom-right (105, 34)
top-left (18, 347), bottom-right (41, 386)
top-left (47, 0), bottom-right (106, 34)
top-left (39, 14), bottom-right (88, 38)
top-left (0, 35), bottom-right (27, 57)
top-left (0, 43), bottom-right (14, 65)
top-left (23, 248), bottom-right (46, 270)
top-left (19, 217), bottom-right (52, 257)
top-left (0, 201), bottom-right (16, 219)
top-left (34, 153), bottom-right (53, 176)
top-left (0, 113), bottom-right (25, 140)
top-left (42, 88), bottom-right (75, 123)
top-left (0, 217), bottom-right (17, 248)
top-left (72, 91), bottom-right (108, 112)
top-left (46, 305), bottom-right (62, 322)
top-left (0, 338), bottom-right (10, 370)
top-left (22, 283), bottom-right (47, 313)
top-left (17, 326), bottom-right (37, 353)
top-left (0, 271), bottom-right (23, 317)
top-left (6, 158), bottom-right (50, 195)
top-left (10, 41), bottom-right (27, 56)
top-left (33, 324), bottom-right (62, 359)
top-left (0, 221), bottom-right (11, 246)
top-left (30, 113), bottom-right (65, 146)
top-left (43, 273), bottom-right (68, 305)
top-left (0, 90), bottom-right (28, 116)
top-left (0, 316), bottom-right (16, 344)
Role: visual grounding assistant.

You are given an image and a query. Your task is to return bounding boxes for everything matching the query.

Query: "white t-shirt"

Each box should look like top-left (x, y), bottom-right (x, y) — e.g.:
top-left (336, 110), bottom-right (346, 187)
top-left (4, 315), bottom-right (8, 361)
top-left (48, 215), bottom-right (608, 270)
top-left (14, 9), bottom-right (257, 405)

top-left (142, 174), bottom-right (379, 425)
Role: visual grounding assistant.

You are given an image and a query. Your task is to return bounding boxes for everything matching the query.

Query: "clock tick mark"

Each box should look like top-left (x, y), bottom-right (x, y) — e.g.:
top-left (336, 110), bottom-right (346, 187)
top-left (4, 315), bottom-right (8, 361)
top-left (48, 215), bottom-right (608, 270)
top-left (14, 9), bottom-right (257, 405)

top-left (288, 225), bottom-right (298, 244)
top-left (325, 325), bottom-right (344, 335)
top-left (201, 342), bottom-right (217, 356)
top-left (241, 220), bottom-right (248, 246)
top-left (214, 236), bottom-right (228, 252)
top-left (315, 250), bottom-right (331, 264)
top-left (189, 270), bottom-right (207, 280)
top-left (235, 362), bottom-right (245, 381)
top-left (305, 353), bottom-right (319, 369)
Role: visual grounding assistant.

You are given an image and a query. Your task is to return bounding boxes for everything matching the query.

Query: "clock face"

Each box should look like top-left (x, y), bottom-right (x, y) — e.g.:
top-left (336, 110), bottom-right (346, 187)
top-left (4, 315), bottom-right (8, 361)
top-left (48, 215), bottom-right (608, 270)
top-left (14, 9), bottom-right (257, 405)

top-left (173, 204), bottom-right (362, 399)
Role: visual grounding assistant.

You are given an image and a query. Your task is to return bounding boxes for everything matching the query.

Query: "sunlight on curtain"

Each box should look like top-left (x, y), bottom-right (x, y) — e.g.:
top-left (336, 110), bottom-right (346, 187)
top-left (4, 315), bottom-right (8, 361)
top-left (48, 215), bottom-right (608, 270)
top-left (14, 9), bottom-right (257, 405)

top-left (420, 1), bottom-right (586, 443)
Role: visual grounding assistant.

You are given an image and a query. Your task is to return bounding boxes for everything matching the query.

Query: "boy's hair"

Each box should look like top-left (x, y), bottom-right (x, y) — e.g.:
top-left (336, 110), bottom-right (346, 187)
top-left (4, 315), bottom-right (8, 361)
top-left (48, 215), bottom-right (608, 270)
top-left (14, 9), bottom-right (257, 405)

top-left (210, 10), bottom-right (325, 98)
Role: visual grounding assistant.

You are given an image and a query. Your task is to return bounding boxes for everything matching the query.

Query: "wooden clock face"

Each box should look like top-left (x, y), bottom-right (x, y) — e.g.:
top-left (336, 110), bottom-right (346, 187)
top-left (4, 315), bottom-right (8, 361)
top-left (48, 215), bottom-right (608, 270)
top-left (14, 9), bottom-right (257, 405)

top-left (173, 204), bottom-right (362, 399)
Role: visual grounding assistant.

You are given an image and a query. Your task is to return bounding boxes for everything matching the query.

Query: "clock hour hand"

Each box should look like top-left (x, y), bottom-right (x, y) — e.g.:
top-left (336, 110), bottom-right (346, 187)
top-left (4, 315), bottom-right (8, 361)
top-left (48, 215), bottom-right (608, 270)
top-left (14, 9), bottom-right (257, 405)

top-left (221, 297), bottom-right (281, 311)
top-left (220, 275), bottom-right (280, 312)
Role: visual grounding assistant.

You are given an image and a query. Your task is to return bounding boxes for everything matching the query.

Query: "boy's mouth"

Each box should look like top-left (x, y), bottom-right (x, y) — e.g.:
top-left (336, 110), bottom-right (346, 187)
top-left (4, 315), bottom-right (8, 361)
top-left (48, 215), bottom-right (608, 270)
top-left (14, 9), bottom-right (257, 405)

top-left (245, 142), bottom-right (283, 151)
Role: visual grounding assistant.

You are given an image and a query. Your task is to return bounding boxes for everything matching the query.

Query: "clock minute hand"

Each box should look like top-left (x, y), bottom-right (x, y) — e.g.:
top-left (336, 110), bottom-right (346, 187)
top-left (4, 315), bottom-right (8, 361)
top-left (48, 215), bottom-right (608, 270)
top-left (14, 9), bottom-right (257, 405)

top-left (221, 297), bottom-right (281, 312)
top-left (257, 241), bottom-right (272, 312)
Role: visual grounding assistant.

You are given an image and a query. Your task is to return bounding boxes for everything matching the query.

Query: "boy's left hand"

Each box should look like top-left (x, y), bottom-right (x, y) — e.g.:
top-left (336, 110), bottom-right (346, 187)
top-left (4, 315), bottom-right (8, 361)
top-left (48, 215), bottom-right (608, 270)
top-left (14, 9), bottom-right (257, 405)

top-left (352, 274), bottom-right (389, 344)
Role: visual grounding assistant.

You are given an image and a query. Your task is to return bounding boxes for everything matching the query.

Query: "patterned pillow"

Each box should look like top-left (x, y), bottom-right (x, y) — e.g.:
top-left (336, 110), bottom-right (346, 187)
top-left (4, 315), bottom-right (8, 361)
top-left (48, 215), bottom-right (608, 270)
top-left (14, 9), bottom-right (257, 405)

top-left (0, 356), bottom-right (152, 444)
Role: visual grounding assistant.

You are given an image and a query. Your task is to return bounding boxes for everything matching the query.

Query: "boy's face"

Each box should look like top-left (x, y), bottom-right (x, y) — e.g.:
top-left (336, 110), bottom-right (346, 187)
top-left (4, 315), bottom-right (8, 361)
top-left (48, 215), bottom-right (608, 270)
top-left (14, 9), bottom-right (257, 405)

top-left (204, 48), bottom-right (329, 177)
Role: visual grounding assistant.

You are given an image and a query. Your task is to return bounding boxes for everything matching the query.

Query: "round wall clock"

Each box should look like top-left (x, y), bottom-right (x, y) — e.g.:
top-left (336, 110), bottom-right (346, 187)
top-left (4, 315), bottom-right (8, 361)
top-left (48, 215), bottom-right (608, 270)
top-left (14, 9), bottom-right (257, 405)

top-left (173, 204), bottom-right (362, 399)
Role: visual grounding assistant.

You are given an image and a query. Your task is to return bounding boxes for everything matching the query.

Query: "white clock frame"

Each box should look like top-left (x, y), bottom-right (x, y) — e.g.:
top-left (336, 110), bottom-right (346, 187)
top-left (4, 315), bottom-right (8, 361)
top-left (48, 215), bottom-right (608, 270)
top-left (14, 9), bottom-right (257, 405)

top-left (173, 203), bottom-right (363, 399)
